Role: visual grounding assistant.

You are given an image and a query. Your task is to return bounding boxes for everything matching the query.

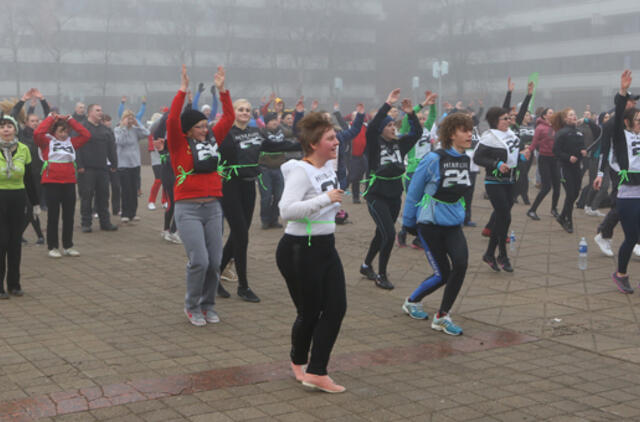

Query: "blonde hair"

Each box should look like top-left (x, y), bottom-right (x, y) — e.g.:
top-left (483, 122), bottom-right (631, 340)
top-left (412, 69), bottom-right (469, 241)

top-left (0, 99), bottom-right (25, 124)
top-left (233, 99), bottom-right (251, 110)
top-left (120, 109), bottom-right (135, 126)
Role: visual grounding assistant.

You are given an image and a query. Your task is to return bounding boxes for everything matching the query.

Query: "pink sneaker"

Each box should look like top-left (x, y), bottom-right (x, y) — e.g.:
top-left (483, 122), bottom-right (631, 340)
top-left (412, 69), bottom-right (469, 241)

top-left (291, 362), bottom-right (305, 382)
top-left (302, 373), bottom-right (346, 393)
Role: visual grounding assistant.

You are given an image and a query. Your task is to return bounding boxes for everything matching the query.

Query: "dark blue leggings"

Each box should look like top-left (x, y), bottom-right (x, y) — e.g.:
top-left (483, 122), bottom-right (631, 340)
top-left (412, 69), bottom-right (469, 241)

top-left (617, 198), bottom-right (640, 274)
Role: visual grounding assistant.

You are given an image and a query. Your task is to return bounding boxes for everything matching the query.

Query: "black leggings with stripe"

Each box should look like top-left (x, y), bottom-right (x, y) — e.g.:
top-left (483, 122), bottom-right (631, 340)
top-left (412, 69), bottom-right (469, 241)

top-left (409, 224), bottom-right (468, 314)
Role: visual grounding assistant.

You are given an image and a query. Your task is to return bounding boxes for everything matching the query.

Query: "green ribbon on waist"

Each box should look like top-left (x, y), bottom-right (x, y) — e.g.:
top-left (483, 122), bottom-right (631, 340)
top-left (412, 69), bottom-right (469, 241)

top-left (291, 217), bottom-right (335, 246)
top-left (41, 160), bottom-right (77, 176)
top-left (361, 172), bottom-right (409, 197)
top-left (217, 161), bottom-right (259, 182)
top-left (616, 170), bottom-right (640, 188)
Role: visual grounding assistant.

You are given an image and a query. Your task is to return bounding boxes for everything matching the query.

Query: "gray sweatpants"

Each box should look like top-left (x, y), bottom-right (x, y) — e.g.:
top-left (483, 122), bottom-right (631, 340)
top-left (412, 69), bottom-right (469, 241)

top-left (175, 200), bottom-right (223, 313)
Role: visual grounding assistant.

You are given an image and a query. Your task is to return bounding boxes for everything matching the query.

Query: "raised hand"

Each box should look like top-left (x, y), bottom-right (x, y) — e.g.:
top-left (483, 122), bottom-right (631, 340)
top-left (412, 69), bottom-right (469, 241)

top-left (311, 99), bottom-right (319, 111)
top-left (269, 92), bottom-right (276, 102)
top-left (528, 81), bottom-right (535, 95)
top-left (21, 89), bottom-right (33, 102)
top-left (141, 96), bottom-right (147, 104)
top-left (621, 69), bottom-right (632, 95)
top-left (427, 92), bottom-right (438, 106)
top-left (333, 102), bottom-right (339, 111)
top-left (198, 82), bottom-right (204, 93)
top-left (295, 96), bottom-right (305, 113)
top-left (121, 95), bottom-right (127, 103)
top-left (180, 64), bottom-right (189, 93)
top-left (210, 85), bottom-right (216, 95)
top-left (214, 66), bottom-right (226, 93)
top-left (386, 89), bottom-right (401, 105)
top-left (507, 76), bottom-right (515, 92)
top-left (455, 101), bottom-right (463, 110)
top-left (356, 103), bottom-right (365, 114)
top-left (33, 89), bottom-right (44, 100)
top-left (400, 98), bottom-right (413, 114)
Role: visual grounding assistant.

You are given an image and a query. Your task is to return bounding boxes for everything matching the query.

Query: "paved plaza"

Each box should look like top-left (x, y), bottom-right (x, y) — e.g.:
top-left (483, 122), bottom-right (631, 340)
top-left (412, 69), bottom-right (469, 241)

top-left (2, 166), bottom-right (640, 421)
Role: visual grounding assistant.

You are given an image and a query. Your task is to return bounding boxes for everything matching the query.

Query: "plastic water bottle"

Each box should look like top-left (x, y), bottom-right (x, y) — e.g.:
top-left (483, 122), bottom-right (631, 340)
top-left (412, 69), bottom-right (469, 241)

top-left (509, 230), bottom-right (516, 253)
top-left (578, 237), bottom-right (588, 270)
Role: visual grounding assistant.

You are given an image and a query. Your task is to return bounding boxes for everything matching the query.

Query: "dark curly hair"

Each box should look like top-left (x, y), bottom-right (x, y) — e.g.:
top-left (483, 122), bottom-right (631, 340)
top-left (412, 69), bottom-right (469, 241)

top-left (50, 118), bottom-right (71, 136)
top-left (438, 113), bottom-right (474, 149)
top-left (296, 112), bottom-right (335, 156)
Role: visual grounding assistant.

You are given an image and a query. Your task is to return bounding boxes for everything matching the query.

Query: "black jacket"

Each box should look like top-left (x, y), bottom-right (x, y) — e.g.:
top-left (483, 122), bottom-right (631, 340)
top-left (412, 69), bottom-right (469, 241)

top-left (76, 121), bottom-right (117, 170)
top-left (553, 126), bottom-right (584, 166)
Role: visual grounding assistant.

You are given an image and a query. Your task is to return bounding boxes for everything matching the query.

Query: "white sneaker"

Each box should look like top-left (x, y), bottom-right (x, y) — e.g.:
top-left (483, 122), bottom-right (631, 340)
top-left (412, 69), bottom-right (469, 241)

top-left (63, 248), bottom-right (80, 257)
top-left (121, 217), bottom-right (130, 223)
top-left (634, 244), bottom-right (640, 257)
top-left (92, 213), bottom-right (99, 219)
top-left (132, 215), bottom-right (141, 221)
top-left (147, 203), bottom-right (156, 210)
top-left (594, 233), bottom-right (614, 257)
top-left (163, 231), bottom-right (182, 244)
top-left (48, 249), bottom-right (62, 258)
top-left (203, 310), bottom-right (220, 323)
top-left (585, 207), bottom-right (596, 216)
top-left (593, 209), bottom-right (606, 217)
top-left (162, 202), bottom-right (168, 209)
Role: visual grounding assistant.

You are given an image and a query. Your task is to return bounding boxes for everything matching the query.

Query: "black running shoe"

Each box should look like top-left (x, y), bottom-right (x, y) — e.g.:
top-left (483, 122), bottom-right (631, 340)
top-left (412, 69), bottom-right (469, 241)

top-left (360, 264), bottom-right (377, 280)
top-left (526, 210), bottom-right (540, 221)
top-left (238, 286), bottom-right (260, 303)
top-left (497, 256), bottom-right (513, 272)
top-left (523, 198), bottom-right (531, 206)
top-left (375, 274), bottom-right (394, 290)
top-left (482, 254), bottom-right (500, 272)
top-left (217, 283), bottom-right (230, 298)
top-left (551, 208), bottom-right (559, 218)
top-left (396, 231), bottom-right (407, 247)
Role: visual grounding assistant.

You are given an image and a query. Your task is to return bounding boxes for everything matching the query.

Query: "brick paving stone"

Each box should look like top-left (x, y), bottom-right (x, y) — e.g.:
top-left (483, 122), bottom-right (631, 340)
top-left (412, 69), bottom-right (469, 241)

top-left (5, 167), bottom-right (640, 421)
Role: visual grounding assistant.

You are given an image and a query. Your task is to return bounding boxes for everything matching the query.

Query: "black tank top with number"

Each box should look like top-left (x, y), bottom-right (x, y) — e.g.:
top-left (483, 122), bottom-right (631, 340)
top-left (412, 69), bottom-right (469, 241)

top-left (433, 149), bottom-right (471, 203)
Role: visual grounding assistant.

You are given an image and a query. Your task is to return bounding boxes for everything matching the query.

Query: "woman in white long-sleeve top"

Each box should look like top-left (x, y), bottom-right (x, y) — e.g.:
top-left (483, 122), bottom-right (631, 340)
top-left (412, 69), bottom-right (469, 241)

top-left (276, 112), bottom-right (347, 394)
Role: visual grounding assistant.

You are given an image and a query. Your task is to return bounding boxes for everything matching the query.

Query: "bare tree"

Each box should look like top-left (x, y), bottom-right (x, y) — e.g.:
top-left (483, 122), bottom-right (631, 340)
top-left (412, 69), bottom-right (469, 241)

top-left (28, 0), bottom-right (75, 106)
top-left (0, 2), bottom-right (29, 97)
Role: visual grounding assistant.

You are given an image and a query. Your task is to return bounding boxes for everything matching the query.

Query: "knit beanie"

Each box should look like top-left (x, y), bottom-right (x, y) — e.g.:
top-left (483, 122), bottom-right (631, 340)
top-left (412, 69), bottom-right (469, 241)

top-left (379, 116), bottom-right (393, 134)
top-left (0, 113), bottom-right (18, 131)
top-left (181, 109), bottom-right (207, 134)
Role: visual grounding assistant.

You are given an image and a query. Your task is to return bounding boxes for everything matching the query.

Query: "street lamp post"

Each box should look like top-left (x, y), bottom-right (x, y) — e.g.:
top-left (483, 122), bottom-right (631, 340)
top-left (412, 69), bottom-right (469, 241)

top-left (432, 60), bottom-right (448, 118)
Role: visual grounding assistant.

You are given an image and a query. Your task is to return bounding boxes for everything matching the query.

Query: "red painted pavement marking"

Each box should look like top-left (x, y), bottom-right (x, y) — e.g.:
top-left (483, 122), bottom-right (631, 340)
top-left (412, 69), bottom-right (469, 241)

top-left (0, 330), bottom-right (536, 421)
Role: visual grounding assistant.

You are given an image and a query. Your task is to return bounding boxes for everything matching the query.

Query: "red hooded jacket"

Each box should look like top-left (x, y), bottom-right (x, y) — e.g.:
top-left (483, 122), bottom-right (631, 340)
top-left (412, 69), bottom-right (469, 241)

top-left (528, 117), bottom-right (556, 157)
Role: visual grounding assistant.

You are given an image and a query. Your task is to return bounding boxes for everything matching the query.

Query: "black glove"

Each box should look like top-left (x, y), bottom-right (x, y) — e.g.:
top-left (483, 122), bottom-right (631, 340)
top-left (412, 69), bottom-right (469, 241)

top-left (210, 85), bottom-right (216, 95)
top-left (404, 225), bottom-right (417, 236)
top-left (198, 82), bottom-right (205, 93)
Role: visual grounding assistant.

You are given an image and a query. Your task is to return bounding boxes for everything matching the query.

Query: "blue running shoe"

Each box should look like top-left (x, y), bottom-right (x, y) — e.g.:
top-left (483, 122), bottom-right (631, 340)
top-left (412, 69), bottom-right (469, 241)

top-left (431, 313), bottom-right (463, 336)
top-left (402, 298), bottom-right (428, 320)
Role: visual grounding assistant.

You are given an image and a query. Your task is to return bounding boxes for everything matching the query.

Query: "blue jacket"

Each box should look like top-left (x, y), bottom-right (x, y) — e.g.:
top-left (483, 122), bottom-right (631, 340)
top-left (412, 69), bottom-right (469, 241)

top-left (403, 147), bottom-right (466, 227)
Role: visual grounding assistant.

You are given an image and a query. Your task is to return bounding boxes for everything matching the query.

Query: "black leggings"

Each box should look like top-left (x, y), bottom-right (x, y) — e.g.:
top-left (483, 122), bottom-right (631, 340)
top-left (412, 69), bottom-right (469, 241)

top-left (0, 190), bottom-right (26, 293)
top-left (44, 183), bottom-right (76, 250)
top-left (513, 157), bottom-right (532, 202)
top-left (616, 198), bottom-right (640, 274)
top-left (409, 224), bottom-right (468, 314)
top-left (276, 234), bottom-right (346, 376)
top-left (560, 163), bottom-right (581, 223)
top-left (22, 197), bottom-right (43, 240)
top-left (160, 161), bottom-right (176, 233)
top-left (220, 178), bottom-right (256, 288)
top-left (364, 195), bottom-right (402, 275)
top-left (485, 183), bottom-right (514, 258)
top-left (529, 155), bottom-right (560, 213)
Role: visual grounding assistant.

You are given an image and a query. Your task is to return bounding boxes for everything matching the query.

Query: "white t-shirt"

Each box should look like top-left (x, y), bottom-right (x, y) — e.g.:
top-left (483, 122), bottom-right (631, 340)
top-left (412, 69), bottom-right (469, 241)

top-left (279, 159), bottom-right (341, 237)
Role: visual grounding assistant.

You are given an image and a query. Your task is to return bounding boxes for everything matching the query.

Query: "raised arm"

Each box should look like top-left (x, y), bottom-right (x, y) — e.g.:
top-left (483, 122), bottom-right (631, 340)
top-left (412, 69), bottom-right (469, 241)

top-left (503, 77), bottom-right (515, 109)
top-left (33, 115), bottom-right (55, 148)
top-left (514, 83), bottom-right (534, 126)
top-left (135, 98), bottom-right (146, 121)
top-left (210, 66), bottom-right (235, 144)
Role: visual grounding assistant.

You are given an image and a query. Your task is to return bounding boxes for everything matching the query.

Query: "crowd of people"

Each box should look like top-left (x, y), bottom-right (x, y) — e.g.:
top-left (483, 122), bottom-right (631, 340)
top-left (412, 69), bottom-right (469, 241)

top-left (1, 65), bottom-right (639, 393)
